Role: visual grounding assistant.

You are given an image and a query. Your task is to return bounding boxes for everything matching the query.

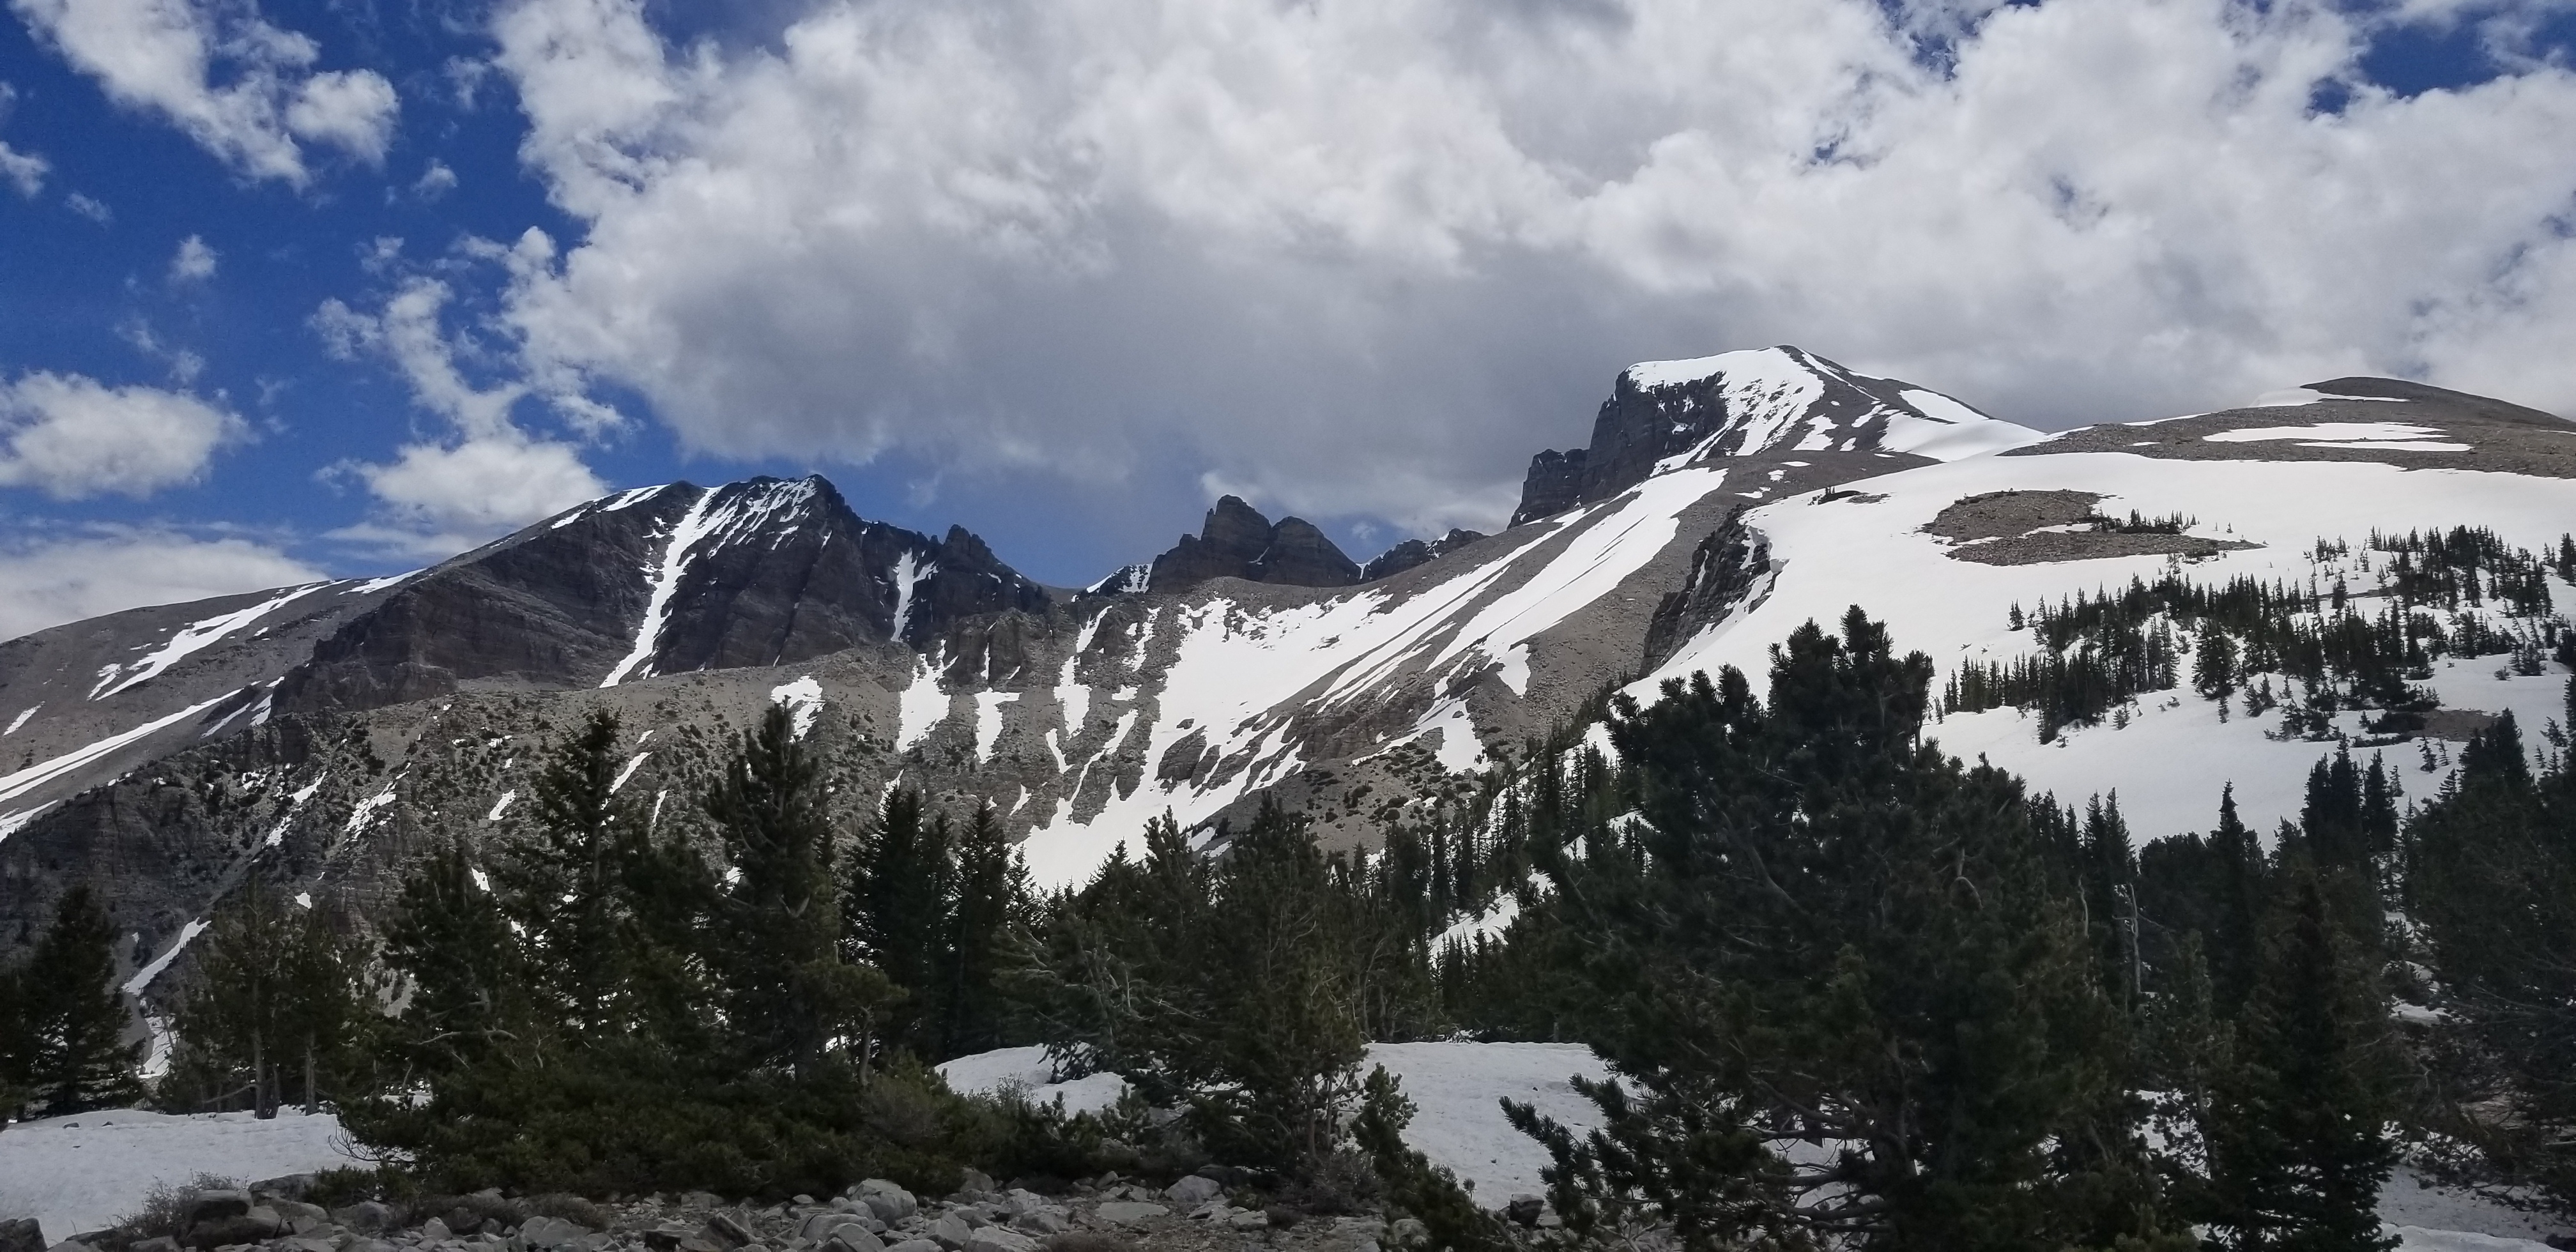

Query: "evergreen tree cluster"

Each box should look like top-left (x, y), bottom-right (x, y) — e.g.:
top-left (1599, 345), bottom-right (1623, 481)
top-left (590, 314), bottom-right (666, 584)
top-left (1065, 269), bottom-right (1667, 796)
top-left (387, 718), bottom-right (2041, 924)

top-left (1942, 527), bottom-right (2573, 741)
top-left (2404, 680), bottom-right (2576, 1208)
top-left (320, 705), bottom-right (1041, 1196)
top-left (0, 885), bottom-right (144, 1119)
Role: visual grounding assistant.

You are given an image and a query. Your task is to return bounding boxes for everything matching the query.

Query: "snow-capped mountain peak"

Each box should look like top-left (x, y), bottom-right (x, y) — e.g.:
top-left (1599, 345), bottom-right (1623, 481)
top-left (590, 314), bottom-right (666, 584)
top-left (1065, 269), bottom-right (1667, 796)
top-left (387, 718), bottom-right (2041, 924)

top-left (1511, 346), bottom-right (2042, 525)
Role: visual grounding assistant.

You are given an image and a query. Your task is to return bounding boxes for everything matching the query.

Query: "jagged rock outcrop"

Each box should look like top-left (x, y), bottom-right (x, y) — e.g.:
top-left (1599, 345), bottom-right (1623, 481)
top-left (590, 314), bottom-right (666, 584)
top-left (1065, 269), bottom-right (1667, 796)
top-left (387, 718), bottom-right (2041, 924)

top-left (1508, 449), bottom-right (1588, 527)
top-left (1147, 496), bottom-right (1361, 592)
top-left (1510, 346), bottom-right (2036, 524)
top-left (1360, 529), bottom-right (1490, 581)
top-left (1641, 508), bottom-right (1772, 671)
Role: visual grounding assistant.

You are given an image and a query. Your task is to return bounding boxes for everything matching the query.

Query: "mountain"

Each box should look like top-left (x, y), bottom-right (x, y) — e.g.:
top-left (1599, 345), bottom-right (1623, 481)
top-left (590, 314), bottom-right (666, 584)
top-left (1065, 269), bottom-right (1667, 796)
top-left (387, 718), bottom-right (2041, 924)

top-left (1507, 345), bottom-right (2043, 524)
top-left (4, 350), bottom-right (2572, 1054)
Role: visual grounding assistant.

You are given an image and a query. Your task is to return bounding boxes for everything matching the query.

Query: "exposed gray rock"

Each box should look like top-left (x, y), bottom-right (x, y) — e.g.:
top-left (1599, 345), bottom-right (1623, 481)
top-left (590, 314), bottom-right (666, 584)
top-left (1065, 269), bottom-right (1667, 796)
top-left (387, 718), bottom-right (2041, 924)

top-left (1087, 1204), bottom-right (1166, 1227)
top-left (1161, 1177), bottom-right (1222, 1206)
top-left (1358, 530), bottom-right (1488, 582)
top-left (1147, 497), bottom-right (1358, 592)
top-left (0, 1217), bottom-right (42, 1252)
top-left (1508, 448), bottom-right (1588, 526)
top-left (1641, 507), bottom-right (1769, 671)
top-left (924, 1215), bottom-right (972, 1251)
top-left (961, 1229), bottom-right (1036, 1252)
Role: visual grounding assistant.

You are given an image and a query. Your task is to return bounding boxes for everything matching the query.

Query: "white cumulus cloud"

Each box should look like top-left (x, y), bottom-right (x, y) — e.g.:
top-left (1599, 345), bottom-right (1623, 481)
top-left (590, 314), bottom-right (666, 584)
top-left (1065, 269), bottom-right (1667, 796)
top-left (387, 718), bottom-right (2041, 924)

top-left (0, 527), bottom-right (325, 643)
top-left (169, 234), bottom-right (217, 282)
top-left (10, 0), bottom-right (399, 185)
top-left (0, 372), bottom-right (245, 499)
top-left (315, 275), bottom-right (606, 559)
top-left (476, 0), bottom-right (2576, 546)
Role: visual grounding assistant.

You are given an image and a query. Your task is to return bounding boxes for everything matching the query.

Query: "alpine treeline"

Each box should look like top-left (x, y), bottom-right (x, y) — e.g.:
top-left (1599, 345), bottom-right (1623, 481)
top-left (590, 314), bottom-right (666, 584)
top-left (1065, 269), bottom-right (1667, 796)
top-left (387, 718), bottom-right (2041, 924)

top-left (1942, 527), bottom-right (2573, 740)
top-left (17, 606), bottom-right (2576, 1252)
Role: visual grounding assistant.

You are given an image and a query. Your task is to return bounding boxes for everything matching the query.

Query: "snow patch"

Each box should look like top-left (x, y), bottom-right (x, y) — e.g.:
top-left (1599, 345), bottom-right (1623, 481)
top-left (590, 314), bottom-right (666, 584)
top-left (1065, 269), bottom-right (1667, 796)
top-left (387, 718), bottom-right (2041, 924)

top-left (121, 917), bottom-right (208, 996)
top-left (611, 752), bottom-right (650, 793)
top-left (0, 1108), bottom-right (355, 1240)
top-left (6, 705), bottom-right (36, 735)
top-left (898, 657), bottom-right (949, 751)
top-left (486, 790), bottom-right (516, 822)
top-left (2206, 422), bottom-right (2448, 445)
top-left (94, 584), bottom-right (326, 701)
top-left (974, 691), bottom-right (1019, 761)
top-left (0, 691), bottom-right (240, 808)
top-left (770, 675), bottom-right (824, 738)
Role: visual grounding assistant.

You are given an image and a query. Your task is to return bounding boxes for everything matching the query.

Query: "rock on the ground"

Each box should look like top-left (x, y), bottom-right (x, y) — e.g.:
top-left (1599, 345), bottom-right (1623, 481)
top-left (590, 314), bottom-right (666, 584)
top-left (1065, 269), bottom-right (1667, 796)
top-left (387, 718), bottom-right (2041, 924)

top-left (1160, 1178), bottom-right (1221, 1207)
top-left (962, 1228), bottom-right (1037, 1252)
top-left (1089, 1204), bottom-right (1166, 1228)
top-left (0, 1218), bottom-right (43, 1252)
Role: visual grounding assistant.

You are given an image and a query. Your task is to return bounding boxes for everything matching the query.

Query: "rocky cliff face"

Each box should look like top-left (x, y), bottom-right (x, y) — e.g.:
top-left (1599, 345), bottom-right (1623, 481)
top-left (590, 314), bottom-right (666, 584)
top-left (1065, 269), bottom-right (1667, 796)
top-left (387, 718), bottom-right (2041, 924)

top-left (1510, 346), bottom-right (2041, 524)
top-left (1360, 529), bottom-right (1491, 581)
top-left (272, 478), bottom-right (1050, 717)
top-left (1146, 496), bottom-right (1361, 592)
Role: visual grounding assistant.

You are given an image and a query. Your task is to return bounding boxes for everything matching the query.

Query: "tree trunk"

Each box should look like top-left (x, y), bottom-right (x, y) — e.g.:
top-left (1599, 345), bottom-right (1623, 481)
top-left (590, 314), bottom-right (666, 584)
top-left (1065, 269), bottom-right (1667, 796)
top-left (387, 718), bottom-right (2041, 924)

top-left (252, 1027), bottom-right (273, 1119)
top-left (302, 1036), bottom-right (317, 1115)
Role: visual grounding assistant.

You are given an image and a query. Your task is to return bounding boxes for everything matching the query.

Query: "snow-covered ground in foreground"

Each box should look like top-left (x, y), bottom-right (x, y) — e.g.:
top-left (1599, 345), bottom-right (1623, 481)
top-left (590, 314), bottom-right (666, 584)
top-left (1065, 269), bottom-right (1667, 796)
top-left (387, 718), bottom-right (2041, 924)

top-left (939, 1041), bottom-right (1611, 1203)
top-left (0, 1108), bottom-right (358, 1241)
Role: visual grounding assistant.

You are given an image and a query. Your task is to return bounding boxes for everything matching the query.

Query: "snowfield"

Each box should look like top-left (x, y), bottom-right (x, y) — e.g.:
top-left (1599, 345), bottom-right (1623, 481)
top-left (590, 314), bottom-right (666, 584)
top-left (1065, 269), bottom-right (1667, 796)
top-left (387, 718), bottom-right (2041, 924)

top-left (1641, 452), bottom-right (2576, 843)
top-left (0, 1108), bottom-right (358, 1242)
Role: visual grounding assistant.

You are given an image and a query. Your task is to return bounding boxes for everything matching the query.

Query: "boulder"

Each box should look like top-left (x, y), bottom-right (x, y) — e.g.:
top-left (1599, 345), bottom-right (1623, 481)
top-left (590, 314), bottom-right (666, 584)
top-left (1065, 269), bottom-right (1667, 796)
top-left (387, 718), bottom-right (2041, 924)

top-left (1087, 1205), bottom-right (1165, 1228)
top-left (0, 1218), bottom-right (42, 1252)
top-left (249, 1175), bottom-right (318, 1202)
top-left (926, 1215), bottom-right (973, 1251)
top-left (707, 1215), bottom-right (756, 1249)
top-left (521, 1216), bottom-right (594, 1249)
top-left (1160, 1177), bottom-right (1222, 1207)
top-left (825, 1228), bottom-right (887, 1252)
top-left (957, 1171), bottom-right (997, 1198)
top-left (130, 1239), bottom-right (180, 1252)
top-left (856, 1182), bottom-right (916, 1224)
top-left (1224, 1212), bottom-right (1267, 1231)
top-left (884, 1240), bottom-right (943, 1252)
top-left (181, 1193), bottom-right (252, 1229)
top-left (334, 1202), bottom-right (397, 1234)
top-left (420, 1218), bottom-right (455, 1243)
top-left (1503, 1197), bottom-right (1544, 1228)
top-left (962, 1230), bottom-right (1036, 1252)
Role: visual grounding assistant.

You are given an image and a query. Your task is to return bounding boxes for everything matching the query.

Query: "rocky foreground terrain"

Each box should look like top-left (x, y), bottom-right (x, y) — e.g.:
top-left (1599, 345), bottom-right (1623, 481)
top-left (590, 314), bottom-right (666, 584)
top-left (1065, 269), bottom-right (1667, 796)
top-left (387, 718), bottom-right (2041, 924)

top-left (3, 1166), bottom-right (1565, 1252)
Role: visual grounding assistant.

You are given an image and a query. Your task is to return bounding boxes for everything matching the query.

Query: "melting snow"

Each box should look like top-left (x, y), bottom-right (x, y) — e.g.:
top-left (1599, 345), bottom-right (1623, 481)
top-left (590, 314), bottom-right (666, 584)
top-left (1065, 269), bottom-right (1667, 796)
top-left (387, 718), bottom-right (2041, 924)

top-left (770, 675), bottom-right (824, 738)
top-left (898, 657), bottom-right (950, 750)
top-left (2205, 422), bottom-right (2449, 444)
top-left (604, 481), bottom-right (820, 687)
top-left (889, 551), bottom-right (933, 639)
top-left (6, 705), bottom-right (36, 735)
top-left (93, 584), bottom-right (326, 701)
top-left (486, 790), bottom-right (516, 822)
top-left (121, 919), bottom-right (209, 996)
top-left (611, 753), bottom-right (650, 793)
top-left (974, 691), bottom-right (1019, 761)
top-left (0, 691), bottom-right (240, 809)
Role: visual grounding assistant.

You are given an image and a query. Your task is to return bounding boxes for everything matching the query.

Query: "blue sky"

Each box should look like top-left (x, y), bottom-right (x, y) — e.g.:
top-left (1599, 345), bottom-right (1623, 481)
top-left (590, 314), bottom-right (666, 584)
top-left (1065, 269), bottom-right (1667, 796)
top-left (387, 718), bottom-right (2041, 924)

top-left (1, 0), bottom-right (2573, 638)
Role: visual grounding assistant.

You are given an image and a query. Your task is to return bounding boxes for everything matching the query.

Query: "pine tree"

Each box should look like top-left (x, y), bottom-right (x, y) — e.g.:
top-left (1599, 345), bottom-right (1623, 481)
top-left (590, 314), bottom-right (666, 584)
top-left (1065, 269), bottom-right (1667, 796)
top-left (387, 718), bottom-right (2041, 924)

top-left (180, 885), bottom-right (372, 1117)
top-left (1503, 609), bottom-right (2177, 1249)
top-left (849, 784), bottom-right (952, 1053)
top-left (0, 956), bottom-right (34, 1120)
top-left (942, 803), bottom-right (1023, 1058)
top-left (707, 704), bottom-right (892, 1078)
top-left (176, 880), bottom-right (295, 1116)
top-left (376, 840), bottom-right (521, 1079)
top-left (21, 886), bottom-right (143, 1115)
top-left (495, 710), bottom-right (639, 1035)
top-left (2200, 867), bottom-right (2396, 1251)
